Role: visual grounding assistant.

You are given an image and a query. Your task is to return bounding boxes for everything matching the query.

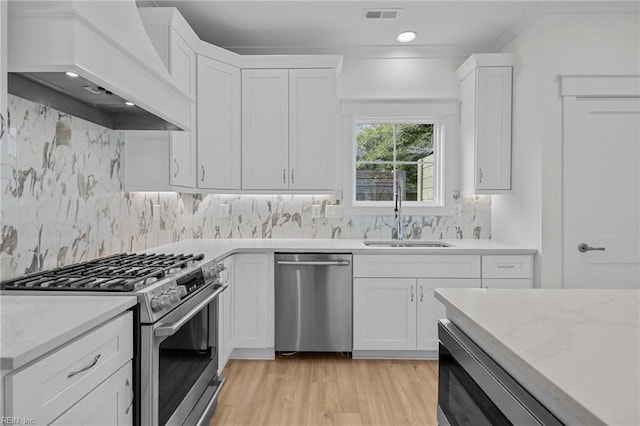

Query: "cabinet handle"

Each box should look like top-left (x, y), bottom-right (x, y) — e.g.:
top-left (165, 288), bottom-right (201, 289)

top-left (291, 169), bottom-right (295, 184)
top-left (201, 165), bottom-right (205, 182)
top-left (478, 168), bottom-right (483, 183)
top-left (420, 285), bottom-right (424, 302)
top-left (283, 168), bottom-right (287, 184)
top-left (0, 113), bottom-right (6, 139)
top-left (173, 159), bottom-right (180, 178)
top-left (125, 379), bottom-right (134, 414)
top-left (410, 285), bottom-right (414, 302)
top-left (67, 354), bottom-right (101, 378)
top-left (497, 265), bottom-right (515, 269)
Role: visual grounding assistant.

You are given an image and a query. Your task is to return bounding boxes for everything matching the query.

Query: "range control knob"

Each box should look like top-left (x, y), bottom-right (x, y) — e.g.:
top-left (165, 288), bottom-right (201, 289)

top-left (169, 289), bottom-right (180, 302)
top-left (176, 285), bottom-right (187, 298)
top-left (160, 294), bottom-right (171, 308)
top-left (150, 296), bottom-right (165, 312)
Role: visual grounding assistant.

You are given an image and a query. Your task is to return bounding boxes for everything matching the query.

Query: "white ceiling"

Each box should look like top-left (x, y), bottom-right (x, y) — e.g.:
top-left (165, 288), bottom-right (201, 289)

top-left (137, 1), bottom-right (639, 58)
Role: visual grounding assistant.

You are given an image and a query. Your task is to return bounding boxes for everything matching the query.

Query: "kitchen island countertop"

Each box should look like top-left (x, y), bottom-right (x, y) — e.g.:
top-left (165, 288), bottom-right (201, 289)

top-left (0, 295), bottom-right (137, 371)
top-left (435, 288), bottom-right (640, 426)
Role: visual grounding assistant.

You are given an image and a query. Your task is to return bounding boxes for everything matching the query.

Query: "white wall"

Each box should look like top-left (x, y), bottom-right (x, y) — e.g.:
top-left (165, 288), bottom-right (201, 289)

top-left (494, 12), bottom-right (640, 288)
top-left (337, 57), bottom-right (462, 100)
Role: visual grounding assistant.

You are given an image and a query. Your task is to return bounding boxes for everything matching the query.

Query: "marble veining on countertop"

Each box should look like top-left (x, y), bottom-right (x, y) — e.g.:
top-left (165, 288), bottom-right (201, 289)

top-left (0, 295), bottom-right (137, 371)
top-left (142, 238), bottom-right (536, 261)
top-left (435, 288), bottom-right (640, 426)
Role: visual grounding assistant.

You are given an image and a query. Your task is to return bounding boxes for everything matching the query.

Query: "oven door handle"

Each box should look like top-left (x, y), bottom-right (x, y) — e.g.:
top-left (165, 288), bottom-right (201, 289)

top-left (155, 284), bottom-right (228, 337)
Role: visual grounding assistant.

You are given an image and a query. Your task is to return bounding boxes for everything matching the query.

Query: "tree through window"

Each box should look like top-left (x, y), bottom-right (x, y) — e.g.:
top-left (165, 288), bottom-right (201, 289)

top-left (355, 122), bottom-right (436, 203)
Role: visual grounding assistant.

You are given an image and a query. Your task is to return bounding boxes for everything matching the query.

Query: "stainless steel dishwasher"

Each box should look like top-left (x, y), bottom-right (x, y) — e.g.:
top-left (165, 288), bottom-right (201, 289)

top-left (275, 253), bottom-right (352, 353)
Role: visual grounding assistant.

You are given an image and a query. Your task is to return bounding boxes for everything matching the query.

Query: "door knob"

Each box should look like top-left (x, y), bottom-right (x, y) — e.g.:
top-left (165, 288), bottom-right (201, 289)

top-left (578, 243), bottom-right (605, 253)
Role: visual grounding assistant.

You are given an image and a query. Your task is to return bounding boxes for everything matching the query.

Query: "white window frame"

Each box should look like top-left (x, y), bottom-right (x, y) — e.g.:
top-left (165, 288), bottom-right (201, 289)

top-left (341, 99), bottom-right (459, 216)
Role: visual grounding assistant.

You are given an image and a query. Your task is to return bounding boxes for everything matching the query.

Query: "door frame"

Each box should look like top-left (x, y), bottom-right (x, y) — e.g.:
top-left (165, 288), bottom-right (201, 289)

top-left (560, 75), bottom-right (640, 287)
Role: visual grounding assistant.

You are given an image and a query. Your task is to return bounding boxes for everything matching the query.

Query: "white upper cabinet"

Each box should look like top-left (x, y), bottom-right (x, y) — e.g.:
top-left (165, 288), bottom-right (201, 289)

top-left (1, 1), bottom-right (6, 145)
top-left (197, 56), bottom-right (241, 190)
top-left (241, 68), bottom-right (338, 191)
top-left (288, 69), bottom-right (337, 190)
top-left (168, 29), bottom-right (197, 188)
top-left (125, 8), bottom-right (197, 190)
top-left (241, 69), bottom-right (290, 190)
top-left (457, 53), bottom-right (514, 194)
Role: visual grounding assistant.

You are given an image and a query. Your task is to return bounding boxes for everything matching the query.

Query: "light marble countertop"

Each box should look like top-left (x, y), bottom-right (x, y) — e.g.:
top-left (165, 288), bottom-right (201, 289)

top-left (0, 295), bottom-right (137, 371)
top-left (435, 288), bottom-right (640, 426)
top-left (142, 238), bottom-right (536, 261)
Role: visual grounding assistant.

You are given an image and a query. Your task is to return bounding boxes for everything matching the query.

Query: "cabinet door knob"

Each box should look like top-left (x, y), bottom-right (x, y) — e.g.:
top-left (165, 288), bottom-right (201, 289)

top-left (173, 159), bottom-right (180, 178)
top-left (478, 168), bottom-right (483, 183)
top-left (410, 285), bottom-right (414, 302)
top-left (201, 165), bottom-right (205, 182)
top-left (283, 168), bottom-right (286, 184)
top-left (420, 285), bottom-right (423, 302)
top-left (291, 169), bottom-right (295, 184)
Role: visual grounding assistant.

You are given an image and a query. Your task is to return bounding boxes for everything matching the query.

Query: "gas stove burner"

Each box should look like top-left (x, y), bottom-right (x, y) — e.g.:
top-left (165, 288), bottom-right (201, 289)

top-left (0, 253), bottom-right (206, 292)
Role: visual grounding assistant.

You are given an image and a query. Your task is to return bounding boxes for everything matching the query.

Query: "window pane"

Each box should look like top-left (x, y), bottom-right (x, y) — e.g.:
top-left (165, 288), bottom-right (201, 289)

top-left (355, 124), bottom-right (394, 161)
top-left (395, 124), bottom-right (434, 162)
top-left (355, 163), bottom-right (394, 201)
top-left (397, 162), bottom-right (435, 202)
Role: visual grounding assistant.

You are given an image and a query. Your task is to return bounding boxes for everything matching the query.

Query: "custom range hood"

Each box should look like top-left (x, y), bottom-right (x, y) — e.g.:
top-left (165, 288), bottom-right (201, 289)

top-left (7, 0), bottom-right (191, 130)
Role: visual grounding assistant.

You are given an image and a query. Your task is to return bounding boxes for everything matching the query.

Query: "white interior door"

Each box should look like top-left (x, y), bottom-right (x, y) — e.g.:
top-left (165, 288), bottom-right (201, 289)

top-left (563, 94), bottom-right (640, 289)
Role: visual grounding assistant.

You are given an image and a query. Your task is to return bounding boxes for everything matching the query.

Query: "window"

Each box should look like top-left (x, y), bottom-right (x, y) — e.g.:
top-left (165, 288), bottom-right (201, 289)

top-left (355, 121), bottom-right (439, 205)
top-left (341, 100), bottom-right (457, 216)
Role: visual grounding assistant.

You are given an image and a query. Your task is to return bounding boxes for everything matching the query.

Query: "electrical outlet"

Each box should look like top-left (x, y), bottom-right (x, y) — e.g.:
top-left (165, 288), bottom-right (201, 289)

top-left (326, 205), bottom-right (343, 218)
top-left (312, 205), bottom-right (321, 218)
top-left (219, 204), bottom-right (229, 218)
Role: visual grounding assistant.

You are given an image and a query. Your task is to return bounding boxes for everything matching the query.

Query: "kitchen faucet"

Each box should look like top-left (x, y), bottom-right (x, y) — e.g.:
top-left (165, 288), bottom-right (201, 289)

top-left (393, 171), bottom-right (404, 240)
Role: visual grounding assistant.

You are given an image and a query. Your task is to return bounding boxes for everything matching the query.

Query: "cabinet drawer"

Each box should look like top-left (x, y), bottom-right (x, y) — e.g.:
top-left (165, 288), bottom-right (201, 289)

top-left (353, 255), bottom-right (481, 278)
top-left (482, 255), bottom-right (533, 278)
top-left (6, 312), bottom-right (133, 424)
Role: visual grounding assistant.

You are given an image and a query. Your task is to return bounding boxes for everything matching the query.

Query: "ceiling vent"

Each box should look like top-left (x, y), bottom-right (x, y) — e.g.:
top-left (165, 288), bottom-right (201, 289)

top-left (363, 9), bottom-right (401, 20)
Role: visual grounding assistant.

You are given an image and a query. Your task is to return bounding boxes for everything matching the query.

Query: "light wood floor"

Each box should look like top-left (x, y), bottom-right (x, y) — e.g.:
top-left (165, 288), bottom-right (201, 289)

top-left (210, 353), bottom-right (439, 426)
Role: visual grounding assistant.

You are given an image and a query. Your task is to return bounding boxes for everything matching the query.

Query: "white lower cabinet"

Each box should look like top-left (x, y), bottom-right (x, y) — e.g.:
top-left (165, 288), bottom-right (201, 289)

top-left (4, 312), bottom-right (133, 425)
top-left (416, 279), bottom-right (480, 351)
top-left (232, 253), bottom-right (274, 355)
top-left (51, 361), bottom-right (133, 426)
top-left (218, 256), bottom-right (235, 372)
top-left (481, 255), bottom-right (534, 288)
top-left (353, 278), bottom-right (480, 353)
top-left (353, 254), bottom-right (482, 357)
top-left (354, 278), bottom-right (417, 351)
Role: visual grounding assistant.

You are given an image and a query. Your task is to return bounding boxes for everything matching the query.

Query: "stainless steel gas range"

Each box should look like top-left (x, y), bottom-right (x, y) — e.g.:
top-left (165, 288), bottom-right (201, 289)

top-left (1, 253), bottom-right (228, 426)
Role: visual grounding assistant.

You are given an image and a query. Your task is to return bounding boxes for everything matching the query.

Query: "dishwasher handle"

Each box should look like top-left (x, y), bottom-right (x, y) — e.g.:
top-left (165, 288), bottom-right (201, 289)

top-left (276, 260), bottom-right (351, 266)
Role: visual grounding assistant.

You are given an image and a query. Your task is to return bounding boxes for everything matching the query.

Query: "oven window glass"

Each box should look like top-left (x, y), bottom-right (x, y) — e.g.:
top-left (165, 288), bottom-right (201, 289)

top-left (158, 308), bottom-right (215, 426)
top-left (438, 343), bottom-right (511, 426)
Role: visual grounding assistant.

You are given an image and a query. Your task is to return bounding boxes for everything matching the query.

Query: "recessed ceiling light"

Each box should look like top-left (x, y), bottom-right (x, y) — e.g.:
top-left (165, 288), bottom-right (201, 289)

top-left (65, 71), bottom-right (79, 78)
top-left (125, 101), bottom-right (135, 106)
top-left (397, 31), bottom-right (417, 43)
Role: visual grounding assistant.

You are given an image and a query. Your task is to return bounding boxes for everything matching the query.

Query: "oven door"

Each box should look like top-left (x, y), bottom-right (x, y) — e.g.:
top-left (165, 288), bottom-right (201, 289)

top-left (140, 284), bottom-right (227, 426)
top-left (437, 320), bottom-right (563, 426)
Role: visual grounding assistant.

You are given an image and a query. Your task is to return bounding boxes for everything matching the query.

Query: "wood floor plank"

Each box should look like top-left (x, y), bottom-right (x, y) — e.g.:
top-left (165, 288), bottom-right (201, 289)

top-left (209, 354), bottom-right (438, 426)
top-left (334, 413), bottom-right (363, 426)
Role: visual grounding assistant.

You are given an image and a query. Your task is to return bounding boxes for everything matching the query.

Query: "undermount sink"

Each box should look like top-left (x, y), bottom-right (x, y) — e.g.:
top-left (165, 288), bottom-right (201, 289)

top-left (363, 240), bottom-right (454, 248)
